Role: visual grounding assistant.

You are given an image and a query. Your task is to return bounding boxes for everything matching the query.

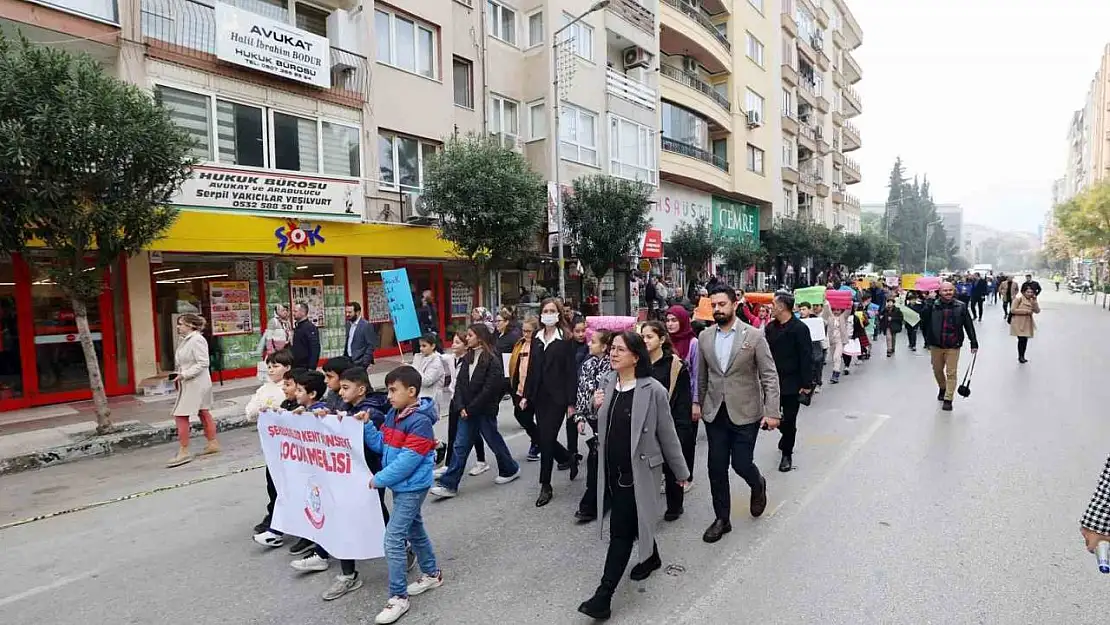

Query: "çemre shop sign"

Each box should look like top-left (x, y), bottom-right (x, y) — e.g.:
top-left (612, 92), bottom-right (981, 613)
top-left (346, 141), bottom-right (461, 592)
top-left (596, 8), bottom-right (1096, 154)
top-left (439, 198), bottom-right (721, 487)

top-left (215, 2), bottom-right (332, 89)
top-left (173, 165), bottom-right (364, 221)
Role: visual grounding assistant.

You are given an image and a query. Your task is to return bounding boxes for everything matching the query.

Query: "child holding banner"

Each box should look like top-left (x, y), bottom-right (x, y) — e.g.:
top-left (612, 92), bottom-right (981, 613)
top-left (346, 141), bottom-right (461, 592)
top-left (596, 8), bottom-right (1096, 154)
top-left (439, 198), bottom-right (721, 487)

top-left (250, 349), bottom-right (293, 546)
top-left (359, 366), bottom-right (443, 624)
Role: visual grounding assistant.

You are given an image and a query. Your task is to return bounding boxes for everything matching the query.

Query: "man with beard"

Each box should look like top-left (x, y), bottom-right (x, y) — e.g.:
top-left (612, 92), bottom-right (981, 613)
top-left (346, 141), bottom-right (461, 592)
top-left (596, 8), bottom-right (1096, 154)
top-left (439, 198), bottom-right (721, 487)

top-left (921, 282), bottom-right (978, 412)
top-left (693, 285), bottom-right (780, 543)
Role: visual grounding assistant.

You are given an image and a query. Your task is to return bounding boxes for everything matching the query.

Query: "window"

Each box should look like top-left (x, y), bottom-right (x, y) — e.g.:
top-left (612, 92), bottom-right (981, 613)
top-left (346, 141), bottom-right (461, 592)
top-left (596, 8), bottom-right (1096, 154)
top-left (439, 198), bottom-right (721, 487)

top-left (528, 100), bottom-right (546, 140)
top-left (712, 138), bottom-right (728, 163)
top-left (294, 2), bottom-right (328, 37)
top-left (560, 13), bottom-right (593, 61)
top-left (527, 11), bottom-right (544, 48)
top-left (488, 1), bottom-right (516, 45)
top-left (782, 88), bottom-right (793, 117)
top-left (661, 101), bottom-right (709, 150)
top-left (609, 114), bottom-right (656, 184)
top-left (782, 139), bottom-right (795, 168)
top-left (375, 8), bottom-right (438, 78)
top-left (379, 132), bottom-right (439, 190)
top-left (745, 89), bottom-right (764, 120)
top-left (783, 188), bottom-right (795, 217)
top-left (559, 103), bottom-right (598, 166)
top-left (746, 144), bottom-right (764, 174)
top-left (157, 84), bottom-right (361, 177)
top-left (782, 37), bottom-right (795, 69)
top-left (748, 0), bottom-right (764, 12)
top-left (489, 94), bottom-right (520, 141)
top-left (745, 32), bottom-right (764, 67)
top-left (453, 57), bottom-right (474, 108)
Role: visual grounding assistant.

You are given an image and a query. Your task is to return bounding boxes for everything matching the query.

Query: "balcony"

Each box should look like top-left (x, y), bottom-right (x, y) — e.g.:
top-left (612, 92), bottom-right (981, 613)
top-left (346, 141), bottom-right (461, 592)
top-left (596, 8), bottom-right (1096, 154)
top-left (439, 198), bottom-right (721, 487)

top-left (832, 110), bottom-right (844, 126)
top-left (845, 194), bottom-right (860, 210)
top-left (661, 0), bottom-right (731, 73)
top-left (842, 84), bottom-right (862, 116)
top-left (816, 91), bottom-right (830, 113)
top-left (797, 78), bottom-right (817, 107)
top-left (811, 33), bottom-right (829, 71)
top-left (832, 28), bottom-right (845, 50)
top-left (843, 48), bottom-right (862, 83)
top-left (661, 136), bottom-right (732, 193)
top-left (832, 68), bottom-right (844, 87)
top-left (834, 0), bottom-right (863, 49)
top-left (659, 64), bottom-right (731, 130)
top-left (139, 0), bottom-right (370, 107)
top-left (844, 156), bottom-right (861, 184)
top-left (815, 3), bottom-right (830, 28)
top-left (831, 140), bottom-right (843, 165)
top-left (781, 0), bottom-right (798, 37)
top-left (842, 121), bottom-right (861, 152)
top-left (781, 109), bottom-right (799, 135)
top-left (1, 0), bottom-right (121, 62)
top-left (798, 123), bottom-right (817, 153)
top-left (832, 185), bottom-right (845, 205)
top-left (662, 136), bottom-right (728, 172)
top-left (607, 0), bottom-right (655, 36)
top-left (607, 68), bottom-right (657, 111)
top-left (796, 33), bottom-right (817, 65)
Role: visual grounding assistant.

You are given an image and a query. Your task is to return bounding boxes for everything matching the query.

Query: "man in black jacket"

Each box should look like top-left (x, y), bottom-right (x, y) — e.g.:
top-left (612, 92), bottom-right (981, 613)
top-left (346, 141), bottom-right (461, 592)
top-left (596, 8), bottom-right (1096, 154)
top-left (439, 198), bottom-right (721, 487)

top-left (343, 301), bottom-right (378, 368)
top-left (764, 293), bottom-right (813, 472)
top-left (970, 273), bottom-right (988, 321)
top-left (291, 302), bottom-right (320, 370)
top-left (1021, 274), bottom-right (1042, 297)
top-left (921, 283), bottom-right (978, 411)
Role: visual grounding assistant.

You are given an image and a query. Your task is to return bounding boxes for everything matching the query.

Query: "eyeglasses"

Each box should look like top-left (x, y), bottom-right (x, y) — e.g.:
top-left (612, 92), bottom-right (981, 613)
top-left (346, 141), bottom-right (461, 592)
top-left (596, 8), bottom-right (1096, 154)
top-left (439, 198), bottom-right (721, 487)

top-left (610, 345), bottom-right (631, 355)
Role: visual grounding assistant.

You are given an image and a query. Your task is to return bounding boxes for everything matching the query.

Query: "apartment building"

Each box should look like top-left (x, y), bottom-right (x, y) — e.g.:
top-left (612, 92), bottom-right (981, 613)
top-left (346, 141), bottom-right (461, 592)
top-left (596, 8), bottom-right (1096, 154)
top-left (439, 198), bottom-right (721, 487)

top-left (1058, 43), bottom-right (1110, 205)
top-left (777, 0), bottom-right (861, 233)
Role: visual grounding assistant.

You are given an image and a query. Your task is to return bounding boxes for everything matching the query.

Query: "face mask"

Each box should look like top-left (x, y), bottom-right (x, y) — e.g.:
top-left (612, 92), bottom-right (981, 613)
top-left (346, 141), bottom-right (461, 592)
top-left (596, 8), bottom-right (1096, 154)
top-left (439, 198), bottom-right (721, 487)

top-left (541, 313), bottom-right (559, 327)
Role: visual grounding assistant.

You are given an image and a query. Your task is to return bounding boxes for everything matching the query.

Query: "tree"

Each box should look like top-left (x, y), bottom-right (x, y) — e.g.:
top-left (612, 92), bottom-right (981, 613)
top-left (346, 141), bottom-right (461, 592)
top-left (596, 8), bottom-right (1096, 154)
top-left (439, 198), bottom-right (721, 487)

top-left (840, 233), bottom-right (873, 272)
top-left (422, 133), bottom-right (546, 267)
top-left (0, 35), bottom-right (194, 433)
top-left (563, 174), bottom-right (652, 287)
top-left (721, 238), bottom-right (766, 273)
top-left (860, 212), bottom-right (882, 236)
top-left (1056, 182), bottom-right (1110, 254)
top-left (869, 235), bottom-right (900, 269)
top-left (668, 218), bottom-right (724, 280)
top-left (762, 217), bottom-right (818, 285)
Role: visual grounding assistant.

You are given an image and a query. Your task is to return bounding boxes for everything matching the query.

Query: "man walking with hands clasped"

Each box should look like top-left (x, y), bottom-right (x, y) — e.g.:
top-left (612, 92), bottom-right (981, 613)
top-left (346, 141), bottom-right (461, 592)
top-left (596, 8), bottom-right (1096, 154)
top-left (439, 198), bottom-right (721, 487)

top-left (694, 285), bottom-right (780, 544)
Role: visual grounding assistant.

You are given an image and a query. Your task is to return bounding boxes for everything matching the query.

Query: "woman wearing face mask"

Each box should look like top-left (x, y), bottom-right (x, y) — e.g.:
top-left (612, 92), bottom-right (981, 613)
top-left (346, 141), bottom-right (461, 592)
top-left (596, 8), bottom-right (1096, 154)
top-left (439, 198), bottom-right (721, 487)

top-left (640, 321), bottom-right (694, 521)
top-left (577, 331), bottom-right (689, 620)
top-left (574, 329), bottom-right (613, 522)
top-left (435, 333), bottom-right (488, 479)
top-left (523, 298), bottom-right (580, 507)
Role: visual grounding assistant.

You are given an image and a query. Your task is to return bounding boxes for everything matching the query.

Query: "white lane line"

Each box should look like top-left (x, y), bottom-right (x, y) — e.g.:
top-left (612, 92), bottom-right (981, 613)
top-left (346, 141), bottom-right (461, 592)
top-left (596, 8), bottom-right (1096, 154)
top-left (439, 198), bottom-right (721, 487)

top-left (0, 569), bottom-right (100, 608)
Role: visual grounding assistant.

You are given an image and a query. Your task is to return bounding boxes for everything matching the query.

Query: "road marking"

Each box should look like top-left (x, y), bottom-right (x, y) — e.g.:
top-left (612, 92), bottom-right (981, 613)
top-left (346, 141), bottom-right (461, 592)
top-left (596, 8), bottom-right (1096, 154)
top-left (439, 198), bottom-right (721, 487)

top-left (0, 569), bottom-right (100, 608)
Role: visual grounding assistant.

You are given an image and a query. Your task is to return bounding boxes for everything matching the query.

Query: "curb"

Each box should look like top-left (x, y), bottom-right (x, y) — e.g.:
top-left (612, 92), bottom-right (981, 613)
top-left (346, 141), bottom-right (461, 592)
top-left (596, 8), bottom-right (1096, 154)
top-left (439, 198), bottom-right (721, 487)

top-left (0, 402), bottom-right (255, 477)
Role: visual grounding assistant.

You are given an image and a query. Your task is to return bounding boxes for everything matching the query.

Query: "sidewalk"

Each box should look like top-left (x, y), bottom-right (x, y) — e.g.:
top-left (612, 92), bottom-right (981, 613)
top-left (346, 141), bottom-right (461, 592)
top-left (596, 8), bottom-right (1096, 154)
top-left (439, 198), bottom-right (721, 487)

top-left (0, 357), bottom-right (406, 476)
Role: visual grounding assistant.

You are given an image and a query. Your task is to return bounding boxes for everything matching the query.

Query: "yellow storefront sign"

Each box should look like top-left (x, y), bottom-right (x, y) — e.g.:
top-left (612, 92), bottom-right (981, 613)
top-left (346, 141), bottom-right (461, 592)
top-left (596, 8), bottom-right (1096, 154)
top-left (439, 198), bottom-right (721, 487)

top-left (148, 211), bottom-right (458, 258)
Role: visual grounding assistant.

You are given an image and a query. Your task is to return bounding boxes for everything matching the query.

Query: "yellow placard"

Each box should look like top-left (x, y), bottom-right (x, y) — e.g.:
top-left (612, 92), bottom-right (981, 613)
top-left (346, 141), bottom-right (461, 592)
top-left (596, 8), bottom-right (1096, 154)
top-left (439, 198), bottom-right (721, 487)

top-left (901, 274), bottom-right (922, 290)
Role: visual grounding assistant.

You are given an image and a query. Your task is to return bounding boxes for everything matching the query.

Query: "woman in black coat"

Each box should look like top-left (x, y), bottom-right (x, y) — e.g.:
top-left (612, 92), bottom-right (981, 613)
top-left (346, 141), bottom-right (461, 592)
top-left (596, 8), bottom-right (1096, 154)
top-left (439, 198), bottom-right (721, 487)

top-left (523, 298), bottom-right (580, 507)
top-left (639, 321), bottom-right (694, 521)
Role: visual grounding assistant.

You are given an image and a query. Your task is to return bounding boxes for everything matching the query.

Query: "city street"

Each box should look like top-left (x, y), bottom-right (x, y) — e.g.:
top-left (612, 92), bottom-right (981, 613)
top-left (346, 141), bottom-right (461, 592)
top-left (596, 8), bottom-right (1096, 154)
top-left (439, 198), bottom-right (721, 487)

top-left (2, 289), bottom-right (1109, 624)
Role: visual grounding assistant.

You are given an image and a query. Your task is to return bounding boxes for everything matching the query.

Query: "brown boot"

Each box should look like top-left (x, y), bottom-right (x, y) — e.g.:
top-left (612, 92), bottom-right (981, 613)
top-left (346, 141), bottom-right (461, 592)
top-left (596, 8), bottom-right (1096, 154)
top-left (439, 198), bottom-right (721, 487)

top-left (201, 439), bottom-right (221, 456)
top-left (167, 446), bottom-right (193, 468)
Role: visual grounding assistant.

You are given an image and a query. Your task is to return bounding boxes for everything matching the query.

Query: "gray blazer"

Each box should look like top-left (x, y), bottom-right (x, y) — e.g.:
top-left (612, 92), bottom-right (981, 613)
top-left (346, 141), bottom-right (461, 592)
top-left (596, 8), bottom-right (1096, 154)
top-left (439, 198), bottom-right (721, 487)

top-left (696, 322), bottom-right (780, 426)
top-left (596, 374), bottom-right (690, 561)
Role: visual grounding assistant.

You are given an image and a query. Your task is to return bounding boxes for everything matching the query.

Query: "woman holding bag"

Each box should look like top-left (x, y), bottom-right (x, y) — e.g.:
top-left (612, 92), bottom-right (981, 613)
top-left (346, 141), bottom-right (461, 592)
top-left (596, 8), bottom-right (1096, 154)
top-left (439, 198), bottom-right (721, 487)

top-left (1010, 285), bottom-right (1040, 363)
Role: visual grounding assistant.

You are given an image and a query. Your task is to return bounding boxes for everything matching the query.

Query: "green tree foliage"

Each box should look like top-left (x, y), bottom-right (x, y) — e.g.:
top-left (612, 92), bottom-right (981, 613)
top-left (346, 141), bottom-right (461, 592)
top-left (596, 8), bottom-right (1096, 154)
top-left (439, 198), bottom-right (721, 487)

top-left (1056, 182), bottom-right (1110, 255)
top-left (0, 35), bottom-right (194, 432)
top-left (882, 159), bottom-right (959, 272)
top-left (668, 218), bottom-right (724, 278)
top-left (563, 174), bottom-right (652, 283)
top-left (422, 133), bottom-right (546, 266)
top-left (721, 238), bottom-right (766, 273)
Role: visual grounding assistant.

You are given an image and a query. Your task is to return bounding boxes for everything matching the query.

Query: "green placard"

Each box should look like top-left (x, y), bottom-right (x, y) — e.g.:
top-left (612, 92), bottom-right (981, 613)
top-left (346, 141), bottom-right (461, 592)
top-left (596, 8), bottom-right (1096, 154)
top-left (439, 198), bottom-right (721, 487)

top-left (795, 286), bottom-right (826, 305)
top-left (712, 197), bottom-right (760, 243)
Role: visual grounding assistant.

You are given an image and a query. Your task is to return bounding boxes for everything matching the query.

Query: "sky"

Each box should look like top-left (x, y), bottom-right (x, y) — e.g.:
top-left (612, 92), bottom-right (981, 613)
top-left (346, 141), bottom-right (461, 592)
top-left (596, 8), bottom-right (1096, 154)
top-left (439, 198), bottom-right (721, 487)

top-left (852, 0), bottom-right (1110, 234)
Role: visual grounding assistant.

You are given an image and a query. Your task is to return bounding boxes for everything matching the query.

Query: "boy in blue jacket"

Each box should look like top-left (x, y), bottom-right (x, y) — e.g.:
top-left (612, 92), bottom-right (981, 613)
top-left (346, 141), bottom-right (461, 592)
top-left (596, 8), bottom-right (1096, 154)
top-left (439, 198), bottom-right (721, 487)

top-left (359, 365), bottom-right (443, 624)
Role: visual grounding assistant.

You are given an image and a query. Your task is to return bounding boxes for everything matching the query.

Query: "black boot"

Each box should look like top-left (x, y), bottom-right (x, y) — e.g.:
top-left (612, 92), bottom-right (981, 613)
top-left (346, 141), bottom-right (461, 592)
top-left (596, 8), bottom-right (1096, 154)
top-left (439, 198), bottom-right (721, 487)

top-left (535, 484), bottom-right (553, 507)
top-left (778, 453), bottom-right (793, 473)
top-left (569, 454), bottom-right (581, 481)
top-left (629, 544), bottom-right (662, 581)
top-left (577, 586), bottom-right (613, 620)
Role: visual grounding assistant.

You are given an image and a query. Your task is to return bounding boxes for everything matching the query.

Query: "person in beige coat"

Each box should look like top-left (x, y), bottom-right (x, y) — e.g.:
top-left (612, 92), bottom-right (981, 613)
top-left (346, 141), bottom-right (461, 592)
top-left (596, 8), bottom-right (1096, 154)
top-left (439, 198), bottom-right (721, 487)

top-left (1009, 286), bottom-right (1040, 364)
top-left (577, 330), bottom-right (689, 621)
top-left (167, 313), bottom-right (219, 467)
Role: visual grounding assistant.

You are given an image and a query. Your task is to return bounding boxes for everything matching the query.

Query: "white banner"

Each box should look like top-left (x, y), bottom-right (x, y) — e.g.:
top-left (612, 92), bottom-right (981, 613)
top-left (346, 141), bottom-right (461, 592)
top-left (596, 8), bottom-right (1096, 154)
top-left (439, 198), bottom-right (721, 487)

top-left (214, 2), bottom-right (332, 88)
top-left (175, 165), bottom-right (364, 221)
top-left (259, 410), bottom-right (385, 560)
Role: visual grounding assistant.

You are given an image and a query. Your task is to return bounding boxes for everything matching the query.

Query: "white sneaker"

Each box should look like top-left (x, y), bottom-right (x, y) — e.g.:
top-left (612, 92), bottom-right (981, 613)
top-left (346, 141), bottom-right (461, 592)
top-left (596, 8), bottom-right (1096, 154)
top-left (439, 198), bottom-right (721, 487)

top-left (407, 571), bottom-right (443, 596)
top-left (253, 531), bottom-right (284, 548)
top-left (290, 554), bottom-right (330, 572)
top-left (429, 485), bottom-right (458, 499)
top-left (322, 573), bottom-right (362, 601)
top-left (494, 468), bottom-right (521, 485)
top-left (683, 480), bottom-right (695, 494)
top-left (468, 462), bottom-right (491, 476)
top-left (433, 466), bottom-right (448, 480)
top-left (374, 596), bottom-right (410, 624)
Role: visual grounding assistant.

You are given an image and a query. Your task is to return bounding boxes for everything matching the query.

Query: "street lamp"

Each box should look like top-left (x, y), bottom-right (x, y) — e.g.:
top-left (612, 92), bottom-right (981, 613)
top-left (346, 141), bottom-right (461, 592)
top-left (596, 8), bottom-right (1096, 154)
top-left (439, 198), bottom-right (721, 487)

top-left (552, 0), bottom-right (609, 299)
top-left (923, 218), bottom-right (943, 275)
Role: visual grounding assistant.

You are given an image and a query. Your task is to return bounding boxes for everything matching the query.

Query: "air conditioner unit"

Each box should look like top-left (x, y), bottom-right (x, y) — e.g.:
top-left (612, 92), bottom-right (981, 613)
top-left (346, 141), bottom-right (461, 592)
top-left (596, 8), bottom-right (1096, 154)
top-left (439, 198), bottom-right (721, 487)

top-left (811, 35), bottom-right (823, 50)
top-left (623, 46), bottom-right (650, 70)
top-left (681, 56), bottom-right (699, 74)
top-left (626, 65), bottom-right (647, 84)
top-left (815, 125), bottom-right (824, 139)
top-left (746, 110), bottom-right (762, 128)
top-left (402, 191), bottom-right (439, 225)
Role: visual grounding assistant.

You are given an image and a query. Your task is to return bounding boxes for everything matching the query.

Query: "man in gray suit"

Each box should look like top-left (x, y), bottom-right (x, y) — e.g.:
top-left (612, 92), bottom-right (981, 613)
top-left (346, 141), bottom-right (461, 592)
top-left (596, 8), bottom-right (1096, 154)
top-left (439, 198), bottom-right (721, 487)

top-left (343, 301), bottom-right (379, 369)
top-left (694, 285), bottom-right (781, 543)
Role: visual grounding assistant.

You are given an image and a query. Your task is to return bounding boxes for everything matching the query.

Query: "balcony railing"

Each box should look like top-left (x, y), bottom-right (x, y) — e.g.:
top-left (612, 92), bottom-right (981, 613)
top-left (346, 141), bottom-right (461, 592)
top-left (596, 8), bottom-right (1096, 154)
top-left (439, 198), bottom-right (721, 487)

top-left (843, 85), bottom-right (862, 109)
top-left (846, 194), bottom-right (860, 209)
top-left (609, 0), bottom-right (655, 35)
top-left (606, 68), bottom-right (657, 110)
top-left (140, 0), bottom-right (369, 105)
top-left (662, 136), bottom-right (729, 172)
top-left (662, 0), bottom-right (731, 50)
top-left (844, 157), bottom-right (860, 174)
top-left (844, 120), bottom-right (860, 138)
top-left (660, 64), bottom-right (730, 112)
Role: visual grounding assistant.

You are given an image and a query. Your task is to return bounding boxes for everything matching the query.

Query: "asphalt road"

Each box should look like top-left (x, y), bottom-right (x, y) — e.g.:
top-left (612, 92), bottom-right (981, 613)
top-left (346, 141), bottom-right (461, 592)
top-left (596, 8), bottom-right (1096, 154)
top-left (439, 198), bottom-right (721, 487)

top-left (2, 288), bottom-right (1109, 624)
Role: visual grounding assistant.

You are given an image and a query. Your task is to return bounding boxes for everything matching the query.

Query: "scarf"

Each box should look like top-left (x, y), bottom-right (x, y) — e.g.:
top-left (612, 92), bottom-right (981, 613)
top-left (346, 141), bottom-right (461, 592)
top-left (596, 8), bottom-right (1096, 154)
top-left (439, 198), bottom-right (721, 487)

top-left (667, 304), bottom-right (695, 362)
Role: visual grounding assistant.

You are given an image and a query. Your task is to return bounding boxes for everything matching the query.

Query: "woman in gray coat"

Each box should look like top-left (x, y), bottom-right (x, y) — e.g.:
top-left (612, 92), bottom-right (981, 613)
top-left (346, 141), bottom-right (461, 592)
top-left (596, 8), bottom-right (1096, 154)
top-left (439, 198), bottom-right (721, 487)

top-left (167, 313), bottom-right (219, 468)
top-left (577, 331), bottom-right (690, 620)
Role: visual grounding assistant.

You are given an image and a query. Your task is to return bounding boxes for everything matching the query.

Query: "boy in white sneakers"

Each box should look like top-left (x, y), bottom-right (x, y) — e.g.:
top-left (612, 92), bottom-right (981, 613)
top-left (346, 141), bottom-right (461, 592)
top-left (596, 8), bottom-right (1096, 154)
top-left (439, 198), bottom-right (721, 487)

top-left (358, 365), bottom-right (443, 624)
top-left (249, 349), bottom-right (293, 543)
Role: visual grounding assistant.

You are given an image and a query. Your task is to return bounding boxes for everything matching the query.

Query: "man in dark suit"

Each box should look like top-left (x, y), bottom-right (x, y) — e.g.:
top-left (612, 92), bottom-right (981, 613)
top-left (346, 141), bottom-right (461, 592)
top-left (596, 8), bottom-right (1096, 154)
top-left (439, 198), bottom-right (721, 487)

top-left (291, 302), bottom-right (320, 370)
top-left (343, 301), bottom-right (378, 368)
top-left (764, 293), bottom-right (813, 473)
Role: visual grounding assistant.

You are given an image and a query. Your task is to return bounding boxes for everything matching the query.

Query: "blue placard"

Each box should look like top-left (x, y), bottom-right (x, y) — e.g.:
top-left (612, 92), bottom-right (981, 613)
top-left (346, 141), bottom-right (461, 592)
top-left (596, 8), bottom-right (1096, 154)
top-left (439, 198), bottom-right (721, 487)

top-left (381, 268), bottom-right (422, 342)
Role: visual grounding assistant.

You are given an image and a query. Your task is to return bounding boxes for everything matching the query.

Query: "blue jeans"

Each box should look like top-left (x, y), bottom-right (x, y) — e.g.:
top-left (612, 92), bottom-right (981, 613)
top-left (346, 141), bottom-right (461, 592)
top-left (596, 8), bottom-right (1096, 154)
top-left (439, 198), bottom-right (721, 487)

top-left (385, 490), bottom-right (438, 598)
top-left (438, 412), bottom-right (520, 491)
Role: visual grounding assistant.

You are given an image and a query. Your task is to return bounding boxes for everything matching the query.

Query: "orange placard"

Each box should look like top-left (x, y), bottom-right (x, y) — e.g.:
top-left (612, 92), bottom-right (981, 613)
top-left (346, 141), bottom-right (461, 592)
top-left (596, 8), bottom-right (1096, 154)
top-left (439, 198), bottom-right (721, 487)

top-left (693, 297), bottom-right (714, 322)
top-left (744, 292), bottom-right (774, 306)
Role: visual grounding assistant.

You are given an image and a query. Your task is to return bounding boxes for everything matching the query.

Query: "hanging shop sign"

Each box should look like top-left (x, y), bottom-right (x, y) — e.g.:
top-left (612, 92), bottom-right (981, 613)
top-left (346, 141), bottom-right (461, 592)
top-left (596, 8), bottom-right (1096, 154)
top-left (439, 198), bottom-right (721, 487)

top-left (641, 228), bottom-right (664, 259)
top-left (174, 165), bottom-right (364, 221)
top-left (711, 197), bottom-right (760, 243)
top-left (214, 2), bottom-right (332, 88)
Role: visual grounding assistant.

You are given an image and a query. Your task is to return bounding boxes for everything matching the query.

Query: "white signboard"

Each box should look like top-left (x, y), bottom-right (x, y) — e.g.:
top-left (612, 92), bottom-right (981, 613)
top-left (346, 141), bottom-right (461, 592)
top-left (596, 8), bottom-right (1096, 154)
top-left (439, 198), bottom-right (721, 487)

top-left (214, 2), bottom-right (332, 88)
top-left (654, 183), bottom-right (713, 241)
top-left (174, 165), bottom-right (364, 221)
top-left (259, 410), bottom-right (385, 560)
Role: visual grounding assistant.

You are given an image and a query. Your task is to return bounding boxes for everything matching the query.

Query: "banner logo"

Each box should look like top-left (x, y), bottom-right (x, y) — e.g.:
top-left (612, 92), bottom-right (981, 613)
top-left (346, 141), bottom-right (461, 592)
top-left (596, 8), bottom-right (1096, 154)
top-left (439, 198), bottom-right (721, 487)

top-left (304, 483), bottom-right (327, 529)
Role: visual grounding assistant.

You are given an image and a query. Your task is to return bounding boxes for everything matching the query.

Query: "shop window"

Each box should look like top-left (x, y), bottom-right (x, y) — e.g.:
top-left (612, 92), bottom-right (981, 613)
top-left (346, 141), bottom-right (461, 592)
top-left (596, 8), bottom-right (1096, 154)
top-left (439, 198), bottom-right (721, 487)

top-left (28, 254), bottom-right (107, 394)
top-left (0, 261), bottom-right (22, 401)
top-left (273, 112), bottom-right (319, 173)
top-left (217, 100), bottom-right (265, 167)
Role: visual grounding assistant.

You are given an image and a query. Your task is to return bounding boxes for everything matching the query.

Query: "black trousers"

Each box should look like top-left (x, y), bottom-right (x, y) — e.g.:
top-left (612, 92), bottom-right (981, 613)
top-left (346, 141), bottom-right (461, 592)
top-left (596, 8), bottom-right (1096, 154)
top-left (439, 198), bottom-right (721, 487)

top-left (536, 402), bottom-right (572, 486)
top-left (1002, 299), bottom-right (1011, 316)
top-left (578, 436), bottom-right (611, 515)
top-left (446, 407), bottom-right (485, 466)
top-left (971, 297), bottom-right (984, 320)
top-left (906, 325), bottom-right (918, 348)
top-left (316, 489), bottom-right (391, 576)
top-left (262, 468), bottom-right (282, 535)
top-left (599, 475), bottom-right (656, 592)
top-left (705, 407), bottom-right (762, 522)
top-left (778, 394), bottom-right (801, 455)
top-left (812, 345), bottom-right (826, 386)
top-left (512, 393), bottom-right (541, 449)
top-left (565, 417), bottom-right (579, 458)
top-left (1017, 336), bottom-right (1029, 359)
top-left (663, 424), bottom-right (695, 514)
